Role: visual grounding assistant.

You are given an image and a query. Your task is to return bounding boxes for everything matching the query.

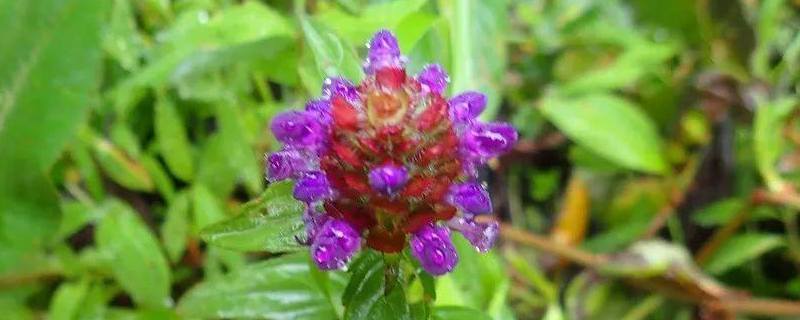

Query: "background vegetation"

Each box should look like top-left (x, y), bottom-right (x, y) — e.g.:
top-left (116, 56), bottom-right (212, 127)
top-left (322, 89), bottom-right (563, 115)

top-left (2, 0), bottom-right (800, 319)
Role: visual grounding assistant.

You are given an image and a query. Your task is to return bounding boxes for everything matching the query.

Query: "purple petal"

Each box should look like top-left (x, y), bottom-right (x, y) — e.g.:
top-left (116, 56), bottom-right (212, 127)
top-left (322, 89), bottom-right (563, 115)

top-left (368, 30), bottom-right (401, 60)
top-left (417, 64), bottom-right (449, 94)
top-left (322, 77), bottom-right (360, 102)
top-left (293, 171), bottom-right (335, 203)
top-left (270, 111), bottom-right (326, 149)
top-left (305, 99), bottom-right (332, 126)
top-left (265, 149), bottom-right (313, 182)
top-left (303, 207), bottom-right (330, 241)
top-left (368, 165), bottom-right (409, 195)
top-left (311, 219), bottom-right (361, 270)
top-left (461, 122), bottom-right (518, 160)
top-left (410, 224), bottom-right (458, 275)
top-left (449, 92), bottom-right (487, 123)
top-left (363, 30), bottom-right (406, 74)
top-left (448, 217), bottom-right (499, 253)
top-left (447, 182), bottom-right (493, 216)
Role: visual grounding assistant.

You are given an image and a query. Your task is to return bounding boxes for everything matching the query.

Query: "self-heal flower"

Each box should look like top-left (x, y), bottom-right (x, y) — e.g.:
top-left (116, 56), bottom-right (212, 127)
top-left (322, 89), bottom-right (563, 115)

top-left (265, 30), bottom-right (518, 275)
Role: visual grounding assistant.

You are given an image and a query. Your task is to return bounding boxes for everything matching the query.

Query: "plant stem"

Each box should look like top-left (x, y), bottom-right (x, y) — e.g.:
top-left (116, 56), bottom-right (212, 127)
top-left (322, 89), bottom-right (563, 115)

top-left (383, 253), bottom-right (402, 295)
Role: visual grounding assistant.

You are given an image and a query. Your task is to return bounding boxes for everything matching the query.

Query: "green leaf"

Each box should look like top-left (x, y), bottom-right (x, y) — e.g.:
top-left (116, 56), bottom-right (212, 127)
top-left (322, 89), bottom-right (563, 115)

top-left (96, 200), bottom-right (172, 308)
top-left (692, 198), bottom-right (744, 227)
top-left (444, 0), bottom-right (508, 120)
top-left (154, 94), bottom-right (194, 182)
top-left (433, 306), bottom-right (492, 320)
top-left (753, 97), bottom-right (796, 191)
top-left (177, 252), bottom-right (347, 320)
top-left (213, 103), bottom-right (263, 195)
top-left (342, 251), bottom-right (411, 320)
top-left (161, 191), bottom-right (191, 263)
top-left (103, 0), bottom-right (144, 71)
top-left (200, 181), bottom-right (306, 252)
top-left (0, 0), bottom-right (110, 270)
top-left (85, 131), bottom-right (154, 191)
top-left (316, 0), bottom-right (429, 45)
top-left (559, 42), bottom-right (676, 95)
top-left (298, 11), bottom-right (364, 91)
top-left (141, 154), bottom-right (176, 202)
top-left (192, 184), bottom-right (226, 236)
top-left (704, 233), bottom-right (785, 275)
top-left (541, 94), bottom-right (667, 174)
top-left (48, 279), bottom-right (90, 320)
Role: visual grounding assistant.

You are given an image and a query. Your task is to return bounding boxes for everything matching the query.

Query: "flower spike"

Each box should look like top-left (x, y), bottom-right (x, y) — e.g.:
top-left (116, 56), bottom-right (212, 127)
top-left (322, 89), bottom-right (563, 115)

top-left (266, 30), bottom-right (518, 274)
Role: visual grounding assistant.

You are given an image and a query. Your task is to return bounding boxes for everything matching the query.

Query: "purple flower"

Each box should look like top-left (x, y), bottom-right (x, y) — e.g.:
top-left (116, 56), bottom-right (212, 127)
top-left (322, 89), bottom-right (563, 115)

top-left (322, 77), bottom-right (360, 102)
top-left (311, 219), bottom-right (361, 270)
top-left (265, 30), bottom-right (518, 276)
top-left (461, 122), bottom-right (518, 161)
top-left (265, 150), bottom-right (313, 182)
top-left (368, 165), bottom-right (409, 195)
top-left (417, 64), bottom-right (449, 94)
top-left (305, 99), bottom-right (332, 125)
top-left (449, 92), bottom-right (487, 124)
top-left (410, 224), bottom-right (458, 275)
top-left (363, 29), bottom-right (406, 74)
top-left (293, 171), bottom-right (335, 203)
top-left (447, 182), bottom-right (493, 216)
top-left (270, 111), bottom-right (326, 149)
top-left (448, 217), bottom-right (499, 253)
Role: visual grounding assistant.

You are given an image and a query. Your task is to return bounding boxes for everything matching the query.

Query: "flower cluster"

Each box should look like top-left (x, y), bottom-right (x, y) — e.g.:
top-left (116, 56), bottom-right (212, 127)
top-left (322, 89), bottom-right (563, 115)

top-left (266, 30), bottom-right (517, 275)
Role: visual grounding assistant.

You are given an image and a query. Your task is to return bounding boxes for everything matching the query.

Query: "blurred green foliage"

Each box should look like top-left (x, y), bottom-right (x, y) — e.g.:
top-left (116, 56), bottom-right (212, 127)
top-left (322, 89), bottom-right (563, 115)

top-left (1, 0), bottom-right (800, 319)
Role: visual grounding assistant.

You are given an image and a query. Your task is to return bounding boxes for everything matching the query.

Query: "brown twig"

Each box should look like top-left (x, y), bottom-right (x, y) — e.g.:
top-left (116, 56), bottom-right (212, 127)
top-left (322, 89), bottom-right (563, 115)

top-left (500, 223), bottom-right (606, 268)
top-left (500, 223), bottom-right (800, 317)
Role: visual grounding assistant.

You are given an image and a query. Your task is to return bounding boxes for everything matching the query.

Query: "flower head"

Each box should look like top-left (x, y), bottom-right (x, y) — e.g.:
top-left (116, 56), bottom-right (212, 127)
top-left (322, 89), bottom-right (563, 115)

top-left (266, 30), bottom-right (517, 275)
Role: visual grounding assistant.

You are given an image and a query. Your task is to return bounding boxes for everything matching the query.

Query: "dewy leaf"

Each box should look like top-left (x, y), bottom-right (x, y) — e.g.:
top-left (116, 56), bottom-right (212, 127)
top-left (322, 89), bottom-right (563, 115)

top-left (200, 181), bottom-right (306, 252)
top-left (0, 0), bottom-right (109, 271)
top-left (96, 200), bottom-right (172, 308)
top-left (703, 233), bottom-right (784, 275)
top-left (154, 94), bottom-right (194, 182)
top-left (444, 0), bottom-right (508, 120)
top-left (541, 94), bottom-right (668, 174)
top-left (177, 252), bottom-right (348, 320)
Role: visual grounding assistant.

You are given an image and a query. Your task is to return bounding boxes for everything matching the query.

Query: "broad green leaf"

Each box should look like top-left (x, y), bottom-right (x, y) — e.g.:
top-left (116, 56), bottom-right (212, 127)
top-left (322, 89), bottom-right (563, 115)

top-left (161, 191), bottom-right (191, 263)
top-left (96, 200), bottom-right (171, 308)
top-left (200, 181), bottom-right (305, 252)
top-left (443, 0), bottom-right (508, 120)
top-left (177, 252), bottom-right (347, 320)
top-left (704, 233), bottom-right (785, 275)
top-left (48, 279), bottom-right (90, 320)
top-left (154, 94), bottom-right (194, 181)
top-left (433, 306), bottom-right (492, 320)
top-left (753, 97), bottom-right (796, 191)
top-left (0, 0), bottom-right (110, 271)
top-left (342, 251), bottom-right (411, 320)
top-left (298, 11), bottom-right (364, 91)
top-left (541, 94), bottom-right (667, 174)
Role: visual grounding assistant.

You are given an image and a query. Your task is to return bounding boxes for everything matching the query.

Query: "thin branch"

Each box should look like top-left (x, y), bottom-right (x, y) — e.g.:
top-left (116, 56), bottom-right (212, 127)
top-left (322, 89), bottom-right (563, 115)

top-left (500, 223), bottom-right (800, 317)
top-left (499, 223), bottom-right (606, 268)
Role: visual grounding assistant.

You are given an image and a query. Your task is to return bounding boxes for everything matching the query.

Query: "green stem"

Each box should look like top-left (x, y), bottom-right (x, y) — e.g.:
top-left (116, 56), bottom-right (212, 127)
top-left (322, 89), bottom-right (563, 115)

top-left (383, 253), bottom-right (402, 295)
